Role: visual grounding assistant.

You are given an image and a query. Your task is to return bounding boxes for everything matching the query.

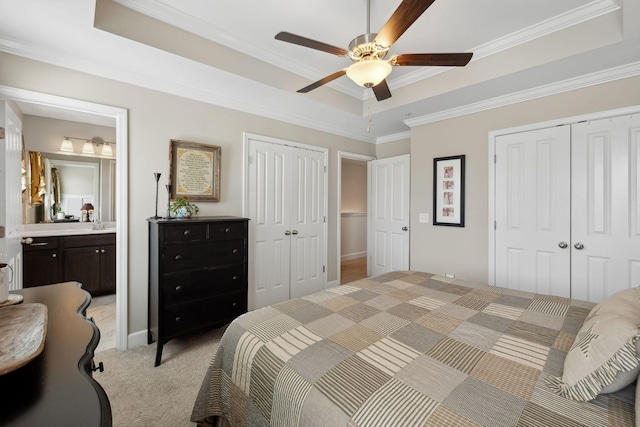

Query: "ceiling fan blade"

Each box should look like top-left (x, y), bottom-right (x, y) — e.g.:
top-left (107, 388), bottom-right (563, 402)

top-left (275, 32), bottom-right (348, 56)
top-left (297, 70), bottom-right (347, 93)
top-left (374, 0), bottom-right (436, 48)
top-left (372, 80), bottom-right (392, 101)
top-left (393, 53), bottom-right (473, 67)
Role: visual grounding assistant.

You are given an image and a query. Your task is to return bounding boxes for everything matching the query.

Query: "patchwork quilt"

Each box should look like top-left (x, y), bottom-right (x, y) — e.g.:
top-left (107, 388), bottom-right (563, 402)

top-left (191, 271), bottom-right (635, 427)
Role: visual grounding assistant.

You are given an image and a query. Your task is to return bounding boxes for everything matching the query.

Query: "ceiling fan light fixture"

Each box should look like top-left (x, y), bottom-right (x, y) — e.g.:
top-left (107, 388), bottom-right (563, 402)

top-left (346, 60), bottom-right (392, 88)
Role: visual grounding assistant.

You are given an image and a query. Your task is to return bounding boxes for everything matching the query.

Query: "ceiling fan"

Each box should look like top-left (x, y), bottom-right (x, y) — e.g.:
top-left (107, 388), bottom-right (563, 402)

top-left (275, 0), bottom-right (473, 101)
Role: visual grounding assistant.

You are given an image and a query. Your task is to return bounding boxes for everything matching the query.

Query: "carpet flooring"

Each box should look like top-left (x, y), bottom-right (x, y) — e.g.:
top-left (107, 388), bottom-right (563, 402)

top-left (94, 325), bottom-right (226, 427)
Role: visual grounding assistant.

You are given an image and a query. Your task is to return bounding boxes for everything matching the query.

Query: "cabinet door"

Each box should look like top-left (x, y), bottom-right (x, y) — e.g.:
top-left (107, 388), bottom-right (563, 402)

top-left (23, 249), bottom-right (61, 287)
top-left (100, 245), bottom-right (116, 294)
top-left (64, 246), bottom-right (101, 295)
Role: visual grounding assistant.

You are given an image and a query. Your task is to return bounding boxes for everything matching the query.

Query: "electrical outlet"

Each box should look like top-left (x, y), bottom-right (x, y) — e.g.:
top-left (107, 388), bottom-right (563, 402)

top-left (419, 213), bottom-right (429, 223)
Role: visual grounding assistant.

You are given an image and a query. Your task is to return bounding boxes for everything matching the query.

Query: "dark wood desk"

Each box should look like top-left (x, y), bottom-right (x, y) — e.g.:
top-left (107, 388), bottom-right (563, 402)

top-left (0, 282), bottom-right (112, 426)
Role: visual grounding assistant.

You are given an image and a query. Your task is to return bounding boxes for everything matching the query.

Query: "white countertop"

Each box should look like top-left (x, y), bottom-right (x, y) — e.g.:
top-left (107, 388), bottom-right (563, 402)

top-left (22, 222), bottom-right (117, 237)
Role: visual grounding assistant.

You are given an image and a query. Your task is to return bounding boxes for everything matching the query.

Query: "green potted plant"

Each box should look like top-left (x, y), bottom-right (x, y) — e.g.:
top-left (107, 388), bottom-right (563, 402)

top-left (169, 197), bottom-right (199, 218)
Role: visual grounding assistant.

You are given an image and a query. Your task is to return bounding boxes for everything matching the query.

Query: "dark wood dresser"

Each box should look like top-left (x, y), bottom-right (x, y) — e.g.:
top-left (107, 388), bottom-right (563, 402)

top-left (0, 282), bottom-right (111, 427)
top-left (147, 216), bottom-right (249, 366)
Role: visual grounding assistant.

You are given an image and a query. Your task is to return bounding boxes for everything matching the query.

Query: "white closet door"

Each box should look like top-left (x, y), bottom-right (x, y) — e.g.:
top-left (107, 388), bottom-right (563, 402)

top-left (571, 115), bottom-right (640, 302)
top-left (290, 148), bottom-right (325, 298)
top-left (370, 154), bottom-right (410, 277)
top-left (249, 139), bottom-right (291, 308)
top-left (494, 126), bottom-right (571, 297)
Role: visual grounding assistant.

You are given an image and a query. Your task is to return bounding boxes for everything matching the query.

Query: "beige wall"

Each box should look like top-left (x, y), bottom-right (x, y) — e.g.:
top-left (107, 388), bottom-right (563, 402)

top-left (341, 160), bottom-right (367, 213)
top-left (410, 75), bottom-right (640, 282)
top-left (376, 138), bottom-right (410, 159)
top-left (0, 52), bottom-right (375, 339)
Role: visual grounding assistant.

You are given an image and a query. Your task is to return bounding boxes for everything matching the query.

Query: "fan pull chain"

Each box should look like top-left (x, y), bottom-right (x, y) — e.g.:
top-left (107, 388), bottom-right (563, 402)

top-left (367, 97), bottom-right (372, 133)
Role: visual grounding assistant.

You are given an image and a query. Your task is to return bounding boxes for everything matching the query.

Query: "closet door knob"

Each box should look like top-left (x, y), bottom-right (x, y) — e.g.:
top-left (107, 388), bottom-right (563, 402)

top-left (291, 230), bottom-right (298, 235)
top-left (402, 226), bottom-right (409, 231)
top-left (574, 242), bottom-right (584, 250)
top-left (558, 241), bottom-right (568, 249)
top-left (284, 230), bottom-right (291, 235)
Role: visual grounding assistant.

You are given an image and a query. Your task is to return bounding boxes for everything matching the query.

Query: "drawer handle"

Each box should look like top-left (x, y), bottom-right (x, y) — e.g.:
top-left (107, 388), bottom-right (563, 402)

top-left (95, 249), bottom-right (100, 254)
top-left (232, 249), bottom-right (239, 255)
top-left (224, 228), bottom-right (231, 233)
top-left (52, 253), bottom-right (57, 258)
top-left (183, 230), bottom-right (191, 236)
top-left (232, 302), bottom-right (238, 308)
top-left (232, 275), bottom-right (238, 281)
top-left (101, 249), bottom-right (105, 253)
top-left (175, 285), bottom-right (183, 292)
top-left (175, 316), bottom-right (182, 322)
top-left (30, 242), bottom-right (48, 246)
top-left (175, 255), bottom-right (182, 261)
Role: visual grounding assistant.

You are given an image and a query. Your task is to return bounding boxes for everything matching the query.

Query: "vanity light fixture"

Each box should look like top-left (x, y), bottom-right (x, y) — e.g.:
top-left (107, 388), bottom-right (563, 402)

top-left (60, 137), bottom-right (75, 152)
top-left (61, 136), bottom-right (115, 156)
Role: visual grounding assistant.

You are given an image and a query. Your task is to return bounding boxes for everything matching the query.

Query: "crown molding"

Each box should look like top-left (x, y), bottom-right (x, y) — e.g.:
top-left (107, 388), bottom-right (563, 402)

top-left (404, 60), bottom-right (640, 128)
top-left (374, 0), bottom-right (621, 93)
top-left (375, 131), bottom-right (411, 144)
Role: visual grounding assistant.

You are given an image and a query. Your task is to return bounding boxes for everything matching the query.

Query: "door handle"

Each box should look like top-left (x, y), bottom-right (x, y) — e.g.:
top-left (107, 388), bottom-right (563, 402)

top-left (558, 241), bottom-right (568, 249)
top-left (284, 230), bottom-right (291, 235)
top-left (291, 230), bottom-right (298, 235)
top-left (574, 242), bottom-right (584, 250)
top-left (402, 226), bottom-right (408, 231)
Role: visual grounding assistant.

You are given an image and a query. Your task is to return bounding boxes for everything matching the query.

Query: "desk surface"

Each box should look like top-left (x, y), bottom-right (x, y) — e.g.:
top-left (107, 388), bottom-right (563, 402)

top-left (0, 282), bottom-right (111, 427)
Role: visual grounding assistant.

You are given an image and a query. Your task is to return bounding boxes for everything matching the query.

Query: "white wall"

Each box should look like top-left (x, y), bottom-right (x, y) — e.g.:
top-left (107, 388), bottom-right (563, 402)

top-left (410, 75), bottom-right (640, 283)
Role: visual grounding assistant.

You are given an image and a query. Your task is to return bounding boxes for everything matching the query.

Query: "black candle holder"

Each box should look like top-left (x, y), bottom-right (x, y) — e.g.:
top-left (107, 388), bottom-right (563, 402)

top-left (165, 184), bottom-right (173, 218)
top-left (153, 173), bottom-right (161, 218)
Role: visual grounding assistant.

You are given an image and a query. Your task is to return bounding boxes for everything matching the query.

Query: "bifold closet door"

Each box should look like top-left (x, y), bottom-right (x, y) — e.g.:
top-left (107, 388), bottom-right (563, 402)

top-left (571, 114), bottom-right (640, 301)
top-left (248, 138), bottom-right (326, 308)
top-left (494, 126), bottom-right (571, 297)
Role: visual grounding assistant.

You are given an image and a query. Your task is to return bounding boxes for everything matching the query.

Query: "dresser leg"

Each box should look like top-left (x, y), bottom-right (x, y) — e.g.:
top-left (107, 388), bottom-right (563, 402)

top-left (154, 342), bottom-right (163, 367)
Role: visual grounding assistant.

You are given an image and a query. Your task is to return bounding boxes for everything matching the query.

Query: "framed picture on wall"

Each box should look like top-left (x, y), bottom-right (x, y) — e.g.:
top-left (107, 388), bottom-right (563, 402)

top-left (169, 139), bottom-right (221, 202)
top-left (433, 155), bottom-right (465, 227)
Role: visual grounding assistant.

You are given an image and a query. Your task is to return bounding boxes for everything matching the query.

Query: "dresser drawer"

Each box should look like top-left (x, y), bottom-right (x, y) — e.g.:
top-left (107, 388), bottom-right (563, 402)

top-left (163, 264), bottom-right (246, 303)
top-left (209, 221), bottom-right (246, 240)
top-left (163, 223), bottom-right (207, 243)
top-left (163, 291), bottom-right (247, 337)
top-left (164, 239), bottom-right (245, 272)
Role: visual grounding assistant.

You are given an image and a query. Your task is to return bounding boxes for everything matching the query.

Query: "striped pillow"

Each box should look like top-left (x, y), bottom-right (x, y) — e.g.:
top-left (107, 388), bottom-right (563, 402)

top-left (546, 289), bottom-right (640, 401)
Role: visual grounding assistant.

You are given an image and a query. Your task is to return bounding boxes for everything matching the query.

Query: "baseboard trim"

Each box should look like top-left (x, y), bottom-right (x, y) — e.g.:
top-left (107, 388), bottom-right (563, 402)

top-left (127, 329), bottom-right (148, 349)
top-left (341, 252), bottom-right (367, 261)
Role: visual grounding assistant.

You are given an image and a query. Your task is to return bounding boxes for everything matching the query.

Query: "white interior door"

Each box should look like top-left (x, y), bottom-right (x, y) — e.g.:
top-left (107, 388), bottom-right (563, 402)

top-left (0, 101), bottom-right (23, 291)
top-left (248, 139), bottom-right (291, 308)
top-left (494, 126), bottom-right (571, 297)
top-left (370, 154), bottom-right (410, 277)
top-left (247, 136), bottom-right (326, 308)
top-left (290, 147), bottom-right (325, 298)
top-left (571, 114), bottom-right (640, 301)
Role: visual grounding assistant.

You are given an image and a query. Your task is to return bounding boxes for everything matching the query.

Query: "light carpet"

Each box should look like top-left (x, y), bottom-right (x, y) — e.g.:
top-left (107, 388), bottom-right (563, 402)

top-left (94, 326), bottom-right (227, 427)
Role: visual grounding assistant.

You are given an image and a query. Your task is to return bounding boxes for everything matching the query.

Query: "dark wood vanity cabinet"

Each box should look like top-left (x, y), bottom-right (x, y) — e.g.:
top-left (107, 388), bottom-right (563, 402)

top-left (22, 236), bottom-right (63, 288)
top-left (148, 216), bottom-right (249, 366)
top-left (23, 233), bottom-right (116, 296)
top-left (63, 234), bottom-right (116, 296)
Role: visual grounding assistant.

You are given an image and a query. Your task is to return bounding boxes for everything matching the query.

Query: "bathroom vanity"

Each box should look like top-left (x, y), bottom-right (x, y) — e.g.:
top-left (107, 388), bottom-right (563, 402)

top-left (22, 223), bottom-right (116, 296)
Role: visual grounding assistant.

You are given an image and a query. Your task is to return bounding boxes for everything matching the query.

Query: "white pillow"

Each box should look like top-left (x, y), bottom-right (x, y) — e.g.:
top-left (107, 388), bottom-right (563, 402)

top-left (546, 287), bottom-right (640, 401)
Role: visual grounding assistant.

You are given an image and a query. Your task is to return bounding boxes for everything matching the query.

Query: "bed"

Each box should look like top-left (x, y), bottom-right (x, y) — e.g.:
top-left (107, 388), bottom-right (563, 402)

top-left (191, 271), bottom-right (639, 426)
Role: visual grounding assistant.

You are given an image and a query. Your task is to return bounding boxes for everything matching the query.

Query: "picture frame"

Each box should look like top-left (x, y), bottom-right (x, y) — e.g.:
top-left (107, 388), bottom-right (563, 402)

top-left (433, 155), bottom-right (465, 227)
top-left (169, 139), bottom-right (221, 202)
